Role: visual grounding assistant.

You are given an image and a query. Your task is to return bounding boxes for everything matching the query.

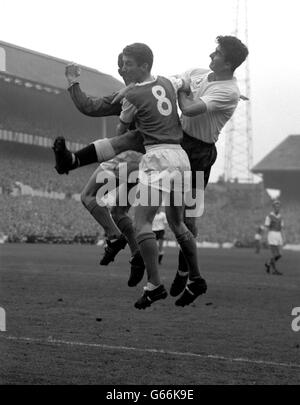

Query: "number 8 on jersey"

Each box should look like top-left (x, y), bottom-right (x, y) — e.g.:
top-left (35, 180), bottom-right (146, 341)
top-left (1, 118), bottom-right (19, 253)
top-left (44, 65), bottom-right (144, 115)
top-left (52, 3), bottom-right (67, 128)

top-left (152, 85), bottom-right (172, 116)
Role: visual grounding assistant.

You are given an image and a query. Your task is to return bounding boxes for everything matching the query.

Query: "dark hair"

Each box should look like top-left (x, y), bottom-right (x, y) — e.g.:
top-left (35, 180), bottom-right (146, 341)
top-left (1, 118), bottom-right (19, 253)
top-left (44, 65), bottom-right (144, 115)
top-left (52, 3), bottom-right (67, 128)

top-left (216, 35), bottom-right (249, 72)
top-left (122, 43), bottom-right (153, 71)
top-left (117, 53), bottom-right (123, 69)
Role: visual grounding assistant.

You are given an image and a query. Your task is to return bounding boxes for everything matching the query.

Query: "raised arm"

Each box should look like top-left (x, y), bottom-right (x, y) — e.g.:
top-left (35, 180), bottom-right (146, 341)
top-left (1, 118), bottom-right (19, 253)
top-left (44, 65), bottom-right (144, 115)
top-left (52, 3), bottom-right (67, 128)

top-left (65, 63), bottom-right (122, 117)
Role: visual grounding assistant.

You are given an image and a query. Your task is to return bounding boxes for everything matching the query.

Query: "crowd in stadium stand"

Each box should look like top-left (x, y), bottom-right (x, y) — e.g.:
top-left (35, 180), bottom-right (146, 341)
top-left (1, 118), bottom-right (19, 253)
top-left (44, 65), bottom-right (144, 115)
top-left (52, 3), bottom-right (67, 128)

top-left (1, 140), bottom-right (300, 245)
top-left (0, 141), bottom-right (98, 195)
top-left (0, 79), bottom-right (118, 145)
top-left (1, 180), bottom-right (300, 245)
top-left (0, 195), bottom-right (100, 243)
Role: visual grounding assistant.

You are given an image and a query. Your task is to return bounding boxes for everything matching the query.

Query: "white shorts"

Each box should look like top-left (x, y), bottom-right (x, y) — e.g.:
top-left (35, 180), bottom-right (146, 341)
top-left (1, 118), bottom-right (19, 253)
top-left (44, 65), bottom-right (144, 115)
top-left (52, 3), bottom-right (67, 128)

top-left (254, 234), bottom-right (262, 241)
top-left (100, 151), bottom-right (142, 181)
top-left (138, 144), bottom-right (191, 193)
top-left (267, 231), bottom-right (283, 246)
top-left (94, 165), bottom-right (129, 207)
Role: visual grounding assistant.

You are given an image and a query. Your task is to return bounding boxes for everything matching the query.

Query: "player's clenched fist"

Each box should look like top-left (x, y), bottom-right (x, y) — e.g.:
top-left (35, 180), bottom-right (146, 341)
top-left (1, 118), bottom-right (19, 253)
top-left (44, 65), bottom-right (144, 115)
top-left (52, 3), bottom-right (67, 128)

top-left (180, 77), bottom-right (192, 95)
top-left (65, 63), bottom-right (81, 86)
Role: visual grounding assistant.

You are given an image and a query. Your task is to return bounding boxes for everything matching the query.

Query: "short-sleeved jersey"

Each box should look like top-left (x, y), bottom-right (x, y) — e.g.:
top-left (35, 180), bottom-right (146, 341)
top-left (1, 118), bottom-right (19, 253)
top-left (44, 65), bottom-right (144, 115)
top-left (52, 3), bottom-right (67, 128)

top-left (265, 212), bottom-right (284, 232)
top-left (179, 68), bottom-right (240, 143)
top-left (120, 76), bottom-right (183, 146)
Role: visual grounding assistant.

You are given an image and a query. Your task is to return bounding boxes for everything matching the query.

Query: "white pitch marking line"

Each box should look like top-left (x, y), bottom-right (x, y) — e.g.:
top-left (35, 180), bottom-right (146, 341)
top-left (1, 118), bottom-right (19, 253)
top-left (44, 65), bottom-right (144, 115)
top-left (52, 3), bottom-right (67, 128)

top-left (1, 334), bottom-right (300, 370)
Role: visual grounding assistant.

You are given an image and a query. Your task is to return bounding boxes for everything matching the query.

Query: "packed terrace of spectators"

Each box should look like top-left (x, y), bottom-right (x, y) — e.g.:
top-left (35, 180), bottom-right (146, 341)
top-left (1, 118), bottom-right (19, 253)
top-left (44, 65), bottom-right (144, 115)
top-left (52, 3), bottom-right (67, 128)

top-left (0, 79), bottom-right (118, 145)
top-left (1, 159), bottom-right (299, 245)
top-left (0, 141), bottom-right (97, 195)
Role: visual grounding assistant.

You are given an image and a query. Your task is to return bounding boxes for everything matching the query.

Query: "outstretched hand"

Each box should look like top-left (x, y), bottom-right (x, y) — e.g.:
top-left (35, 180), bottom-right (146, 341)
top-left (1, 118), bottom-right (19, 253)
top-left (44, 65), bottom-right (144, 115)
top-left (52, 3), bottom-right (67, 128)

top-left (65, 63), bottom-right (81, 86)
top-left (180, 77), bottom-right (192, 95)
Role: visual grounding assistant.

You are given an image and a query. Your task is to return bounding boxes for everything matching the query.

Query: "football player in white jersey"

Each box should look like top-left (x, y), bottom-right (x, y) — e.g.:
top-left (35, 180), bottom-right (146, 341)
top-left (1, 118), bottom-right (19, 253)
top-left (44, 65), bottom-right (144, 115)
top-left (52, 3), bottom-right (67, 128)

top-left (152, 208), bottom-right (168, 264)
top-left (169, 35), bottom-right (248, 295)
top-left (264, 200), bottom-right (285, 275)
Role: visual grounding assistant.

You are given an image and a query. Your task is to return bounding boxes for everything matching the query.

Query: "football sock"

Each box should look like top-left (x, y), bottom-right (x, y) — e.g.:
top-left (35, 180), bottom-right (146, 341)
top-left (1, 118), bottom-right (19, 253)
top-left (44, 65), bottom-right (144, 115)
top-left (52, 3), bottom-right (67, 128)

top-left (74, 143), bottom-right (98, 167)
top-left (137, 232), bottom-right (160, 286)
top-left (270, 258), bottom-right (277, 271)
top-left (145, 282), bottom-right (160, 291)
top-left (116, 216), bottom-right (139, 255)
top-left (176, 231), bottom-right (202, 281)
top-left (74, 139), bottom-right (116, 168)
top-left (158, 253), bottom-right (164, 264)
top-left (85, 199), bottom-right (121, 239)
top-left (274, 254), bottom-right (282, 262)
top-left (178, 249), bottom-right (189, 273)
top-left (93, 138), bottom-right (117, 163)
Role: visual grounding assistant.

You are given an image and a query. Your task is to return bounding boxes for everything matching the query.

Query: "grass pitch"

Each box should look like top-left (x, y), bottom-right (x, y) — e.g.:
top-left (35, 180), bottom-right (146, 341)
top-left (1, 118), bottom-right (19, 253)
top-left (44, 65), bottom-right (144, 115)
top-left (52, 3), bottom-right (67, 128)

top-left (0, 244), bottom-right (300, 385)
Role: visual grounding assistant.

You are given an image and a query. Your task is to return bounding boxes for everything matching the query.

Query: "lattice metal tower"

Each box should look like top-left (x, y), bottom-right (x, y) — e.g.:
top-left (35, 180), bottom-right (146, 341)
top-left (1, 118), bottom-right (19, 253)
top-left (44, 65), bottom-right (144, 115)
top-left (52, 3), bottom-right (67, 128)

top-left (224, 0), bottom-right (253, 182)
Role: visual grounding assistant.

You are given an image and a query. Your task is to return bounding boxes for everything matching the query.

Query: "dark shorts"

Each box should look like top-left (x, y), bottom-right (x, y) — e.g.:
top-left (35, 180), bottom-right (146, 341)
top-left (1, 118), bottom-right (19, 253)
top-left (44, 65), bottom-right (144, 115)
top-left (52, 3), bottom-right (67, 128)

top-left (154, 230), bottom-right (165, 240)
top-left (181, 132), bottom-right (217, 189)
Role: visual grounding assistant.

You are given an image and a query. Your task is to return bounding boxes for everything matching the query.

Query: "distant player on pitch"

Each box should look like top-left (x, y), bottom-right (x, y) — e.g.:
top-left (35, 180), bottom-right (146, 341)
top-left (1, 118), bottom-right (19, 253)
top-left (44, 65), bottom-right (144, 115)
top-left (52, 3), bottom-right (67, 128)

top-left (264, 200), bottom-right (285, 275)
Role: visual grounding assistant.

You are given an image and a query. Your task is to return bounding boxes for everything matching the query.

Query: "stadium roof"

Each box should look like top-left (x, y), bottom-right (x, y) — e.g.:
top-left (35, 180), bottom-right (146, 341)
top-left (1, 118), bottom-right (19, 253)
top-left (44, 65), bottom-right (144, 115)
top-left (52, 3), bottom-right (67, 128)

top-left (0, 40), bottom-right (123, 97)
top-left (252, 135), bottom-right (300, 173)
